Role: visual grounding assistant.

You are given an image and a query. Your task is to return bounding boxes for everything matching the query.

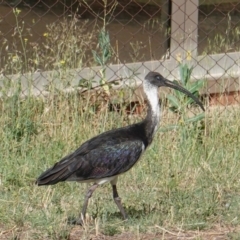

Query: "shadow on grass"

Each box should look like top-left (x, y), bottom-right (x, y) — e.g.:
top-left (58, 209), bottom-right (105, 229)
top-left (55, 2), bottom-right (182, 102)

top-left (67, 205), bottom-right (150, 225)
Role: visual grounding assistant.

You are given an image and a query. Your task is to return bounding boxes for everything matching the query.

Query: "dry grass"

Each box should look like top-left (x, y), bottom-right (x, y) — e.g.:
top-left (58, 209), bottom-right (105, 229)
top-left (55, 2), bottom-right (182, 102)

top-left (0, 88), bottom-right (240, 239)
top-left (0, 5), bottom-right (240, 239)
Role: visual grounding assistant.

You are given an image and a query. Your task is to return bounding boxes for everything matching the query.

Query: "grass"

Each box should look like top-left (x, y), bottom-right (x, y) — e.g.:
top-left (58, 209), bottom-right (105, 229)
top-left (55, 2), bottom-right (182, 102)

top-left (0, 87), bottom-right (240, 239)
top-left (1, 5), bottom-right (240, 239)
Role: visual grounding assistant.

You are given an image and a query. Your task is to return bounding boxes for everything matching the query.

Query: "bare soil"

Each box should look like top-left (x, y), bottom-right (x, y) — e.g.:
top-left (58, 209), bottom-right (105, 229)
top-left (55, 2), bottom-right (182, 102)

top-left (1, 222), bottom-right (238, 239)
top-left (69, 224), bottom-right (239, 240)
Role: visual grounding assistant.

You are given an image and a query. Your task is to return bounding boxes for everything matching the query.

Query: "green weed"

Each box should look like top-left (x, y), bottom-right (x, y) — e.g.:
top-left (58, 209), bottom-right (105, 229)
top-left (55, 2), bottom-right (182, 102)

top-left (0, 5), bottom-right (239, 240)
top-left (0, 88), bottom-right (240, 239)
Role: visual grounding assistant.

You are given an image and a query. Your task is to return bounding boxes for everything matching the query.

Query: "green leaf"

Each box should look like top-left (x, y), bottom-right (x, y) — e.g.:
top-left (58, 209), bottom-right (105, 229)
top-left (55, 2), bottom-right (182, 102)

top-left (180, 64), bottom-right (188, 85)
top-left (92, 50), bottom-right (103, 66)
top-left (172, 80), bottom-right (184, 99)
top-left (185, 113), bottom-right (205, 123)
top-left (179, 64), bottom-right (193, 86)
top-left (159, 125), bottom-right (179, 132)
top-left (167, 94), bottom-right (180, 109)
top-left (188, 80), bottom-right (205, 93)
top-left (179, 64), bottom-right (185, 85)
top-left (185, 97), bottom-right (195, 106)
top-left (103, 48), bottom-right (111, 63)
top-left (97, 29), bottom-right (111, 64)
top-left (78, 78), bottom-right (94, 89)
top-left (169, 106), bottom-right (180, 113)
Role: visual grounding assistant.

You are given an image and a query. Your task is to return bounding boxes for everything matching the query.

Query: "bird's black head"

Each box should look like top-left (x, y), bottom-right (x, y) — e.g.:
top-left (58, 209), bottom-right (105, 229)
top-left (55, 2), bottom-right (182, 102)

top-left (145, 71), bottom-right (205, 111)
top-left (145, 72), bottom-right (167, 87)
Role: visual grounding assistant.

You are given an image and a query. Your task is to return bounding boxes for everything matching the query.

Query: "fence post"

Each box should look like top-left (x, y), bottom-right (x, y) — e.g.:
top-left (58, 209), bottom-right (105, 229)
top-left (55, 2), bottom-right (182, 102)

top-left (170, 0), bottom-right (199, 61)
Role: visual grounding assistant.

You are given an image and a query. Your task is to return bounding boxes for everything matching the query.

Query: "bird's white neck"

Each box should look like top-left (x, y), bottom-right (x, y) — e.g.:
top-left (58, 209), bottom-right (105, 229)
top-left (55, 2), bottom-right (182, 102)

top-left (142, 81), bottom-right (160, 142)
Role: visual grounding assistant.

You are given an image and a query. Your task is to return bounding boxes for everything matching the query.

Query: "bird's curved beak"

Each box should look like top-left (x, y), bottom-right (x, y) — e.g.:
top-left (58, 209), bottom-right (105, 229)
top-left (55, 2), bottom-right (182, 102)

top-left (163, 78), bottom-right (205, 111)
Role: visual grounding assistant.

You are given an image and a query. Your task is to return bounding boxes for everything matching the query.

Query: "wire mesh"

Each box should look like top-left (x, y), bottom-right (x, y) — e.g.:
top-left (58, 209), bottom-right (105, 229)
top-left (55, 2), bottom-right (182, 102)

top-left (0, 0), bottom-right (240, 108)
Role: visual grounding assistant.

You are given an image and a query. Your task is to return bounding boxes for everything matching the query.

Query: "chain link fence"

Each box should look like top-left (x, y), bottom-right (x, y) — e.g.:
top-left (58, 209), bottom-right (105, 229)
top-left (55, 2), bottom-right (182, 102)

top-left (0, 0), bottom-right (240, 109)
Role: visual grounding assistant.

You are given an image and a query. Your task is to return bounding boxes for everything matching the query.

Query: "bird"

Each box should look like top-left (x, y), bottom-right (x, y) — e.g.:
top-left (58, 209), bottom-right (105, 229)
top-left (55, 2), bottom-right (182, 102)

top-left (36, 71), bottom-right (205, 224)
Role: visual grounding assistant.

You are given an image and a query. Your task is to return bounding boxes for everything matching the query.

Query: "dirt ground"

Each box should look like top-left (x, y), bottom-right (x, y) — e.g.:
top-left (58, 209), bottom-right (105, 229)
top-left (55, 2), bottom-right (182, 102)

top-left (69, 225), bottom-right (239, 240)
top-left (1, 224), bottom-right (238, 240)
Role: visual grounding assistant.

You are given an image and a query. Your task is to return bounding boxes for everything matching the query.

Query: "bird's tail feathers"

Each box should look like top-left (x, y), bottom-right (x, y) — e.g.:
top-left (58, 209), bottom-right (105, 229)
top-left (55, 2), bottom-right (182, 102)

top-left (36, 159), bottom-right (75, 186)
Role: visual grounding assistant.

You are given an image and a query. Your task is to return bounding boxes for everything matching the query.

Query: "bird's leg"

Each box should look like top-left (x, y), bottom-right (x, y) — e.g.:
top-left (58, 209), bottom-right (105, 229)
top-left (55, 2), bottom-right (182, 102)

top-left (75, 183), bottom-right (99, 225)
top-left (112, 184), bottom-right (128, 220)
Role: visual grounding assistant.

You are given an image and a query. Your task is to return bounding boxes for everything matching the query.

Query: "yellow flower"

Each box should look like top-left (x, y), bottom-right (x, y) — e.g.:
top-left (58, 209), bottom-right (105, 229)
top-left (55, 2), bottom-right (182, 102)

top-left (43, 33), bottom-right (49, 37)
top-left (60, 60), bottom-right (65, 65)
top-left (33, 59), bottom-right (39, 65)
top-left (176, 53), bottom-right (182, 63)
top-left (186, 51), bottom-right (192, 61)
top-left (100, 77), bottom-right (110, 95)
top-left (24, 38), bottom-right (28, 42)
top-left (12, 55), bottom-right (19, 63)
top-left (13, 8), bottom-right (21, 15)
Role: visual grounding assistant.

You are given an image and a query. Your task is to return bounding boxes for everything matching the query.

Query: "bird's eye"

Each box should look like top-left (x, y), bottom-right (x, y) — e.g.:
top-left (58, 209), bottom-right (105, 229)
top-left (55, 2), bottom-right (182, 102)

top-left (156, 75), bottom-right (161, 80)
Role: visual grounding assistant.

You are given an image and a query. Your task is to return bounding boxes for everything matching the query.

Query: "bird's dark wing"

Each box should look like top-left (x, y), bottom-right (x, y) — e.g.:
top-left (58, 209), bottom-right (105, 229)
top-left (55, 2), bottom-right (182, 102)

top-left (36, 139), bottom-right (144, 185)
